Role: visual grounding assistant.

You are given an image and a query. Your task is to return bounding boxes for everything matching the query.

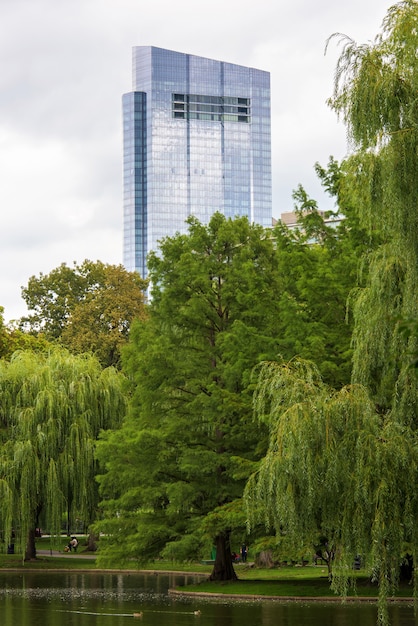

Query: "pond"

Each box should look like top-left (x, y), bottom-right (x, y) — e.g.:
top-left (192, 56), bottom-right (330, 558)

top-left (0, 571), bottom-right (417, 626)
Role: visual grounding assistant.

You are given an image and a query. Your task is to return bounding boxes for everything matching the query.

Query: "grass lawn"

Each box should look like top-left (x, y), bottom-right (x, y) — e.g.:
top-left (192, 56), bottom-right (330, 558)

top-left (178, 565), bottom-right (414, 599)
top-left (36, 535), bottom-right (88, 552)
top-left (0, 539), bottom-right (213, 573)
top-left (0, 554), bottom-right (99, 570)
top-left (179, 576), bottom-right (361, 598)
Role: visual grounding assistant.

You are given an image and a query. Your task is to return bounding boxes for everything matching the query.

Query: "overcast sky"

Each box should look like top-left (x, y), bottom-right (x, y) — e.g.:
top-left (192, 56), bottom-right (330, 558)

top-left (0, 0), bottom-right (395, 322)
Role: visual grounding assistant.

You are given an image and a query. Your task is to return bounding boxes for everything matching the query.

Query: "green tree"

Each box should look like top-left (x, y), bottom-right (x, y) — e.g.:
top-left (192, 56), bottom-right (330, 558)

top-left (95, 197), bottom-right (369, 576)
top-left (271, 221), bottom-right (354, 387)
top-left (20, 260), bottom-right (103, 337)
top-left (274, 157), bottom-right (378, 388)
top-left (246, 3), bottom-right (418, 624)
top-left (245, 359), bottom-right (380, 575)
top-left (19, 260), bottom-right (148, 367)
top-left (60, 264), bottom-right (148, 367)
top-left (328, 1), bottom-right (418, 414)
top-left (0, 308), bottom-right (8, 359)
top-left (0, 324), bottom-right (54, 362)
top-left (96, 214), bottom-right (283, 580)
top-left (0, 348), bottom-right (126, 560)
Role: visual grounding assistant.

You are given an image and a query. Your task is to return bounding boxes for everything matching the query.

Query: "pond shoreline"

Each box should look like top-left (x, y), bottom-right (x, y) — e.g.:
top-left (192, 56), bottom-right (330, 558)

top-left (168, 588), bottom-right (415, 604)
top-left (1, 565), bottom-right (414, 604)
top-left (0, 566), bottom-right (207, 576)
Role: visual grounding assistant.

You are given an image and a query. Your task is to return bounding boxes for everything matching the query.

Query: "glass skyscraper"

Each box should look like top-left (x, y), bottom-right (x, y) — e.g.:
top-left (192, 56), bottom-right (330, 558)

top-left (123, 46), bottom-right (272, 278)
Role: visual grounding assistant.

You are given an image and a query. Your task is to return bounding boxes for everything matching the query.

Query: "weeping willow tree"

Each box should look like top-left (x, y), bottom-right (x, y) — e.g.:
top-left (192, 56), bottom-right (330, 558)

top-left (0, 348), bottom-right (126, 560)
top-left (245, 360), bottom-right (418, 620)
top-left (246, 3), bottom-right (418, 624)
top-left (330, 0), bottom-right (418, 413)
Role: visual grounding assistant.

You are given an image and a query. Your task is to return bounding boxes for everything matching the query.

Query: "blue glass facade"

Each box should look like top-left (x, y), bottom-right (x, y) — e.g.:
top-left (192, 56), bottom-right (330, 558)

top-left (123, 46), bottom-right (272, 277)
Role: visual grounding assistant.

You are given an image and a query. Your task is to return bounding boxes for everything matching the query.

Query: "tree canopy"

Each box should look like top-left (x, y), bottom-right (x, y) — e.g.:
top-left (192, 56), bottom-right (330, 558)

top-left (0, 348), bottom-right (126, 559)
top-left (246, 3), bottom-right (418, 623)
top-left (0, 309), bottom-right (54, 361)
top-left (19, 260), bottom-right (148, 367)
top-left (94, 159), bottom-right (373, 576)
top-left (328, 0), bottom-right (418, 413)
top-left (275, 164), bottom-right (375, 389)
top-left (95, 213), bottom-right (284, 579)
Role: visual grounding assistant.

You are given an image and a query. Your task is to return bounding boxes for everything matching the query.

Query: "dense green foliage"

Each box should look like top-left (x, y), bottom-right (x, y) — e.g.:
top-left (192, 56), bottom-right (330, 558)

top-left (4, 13), bottom-right (416, 609)
top-left (329, 0), bottom-right (418, 414)
top-left (0, 348), bottom-right (126, 559)
top-left (275, 163), bottom-right (377, 388)
top-left (0, 306), bottom-right (54, 360)
top-left (19, 260), bottom-right (147, 367)
top-left (96, 214), bottom-right (282, 578)
top-left (0, 165), bottom-right (366, 571)
top-left (94, 205), bottom-right (365, 578)
top-left (246, 3), bottom-right (418, 624)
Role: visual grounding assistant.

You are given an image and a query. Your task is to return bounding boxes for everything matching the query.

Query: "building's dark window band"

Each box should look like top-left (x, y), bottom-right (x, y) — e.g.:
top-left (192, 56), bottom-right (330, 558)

top-left (172, 93), bottom-right (251, 123)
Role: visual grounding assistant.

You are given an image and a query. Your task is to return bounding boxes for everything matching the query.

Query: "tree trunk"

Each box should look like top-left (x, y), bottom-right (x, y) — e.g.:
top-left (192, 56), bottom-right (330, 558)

top-left (86, 532), bottom-right (99, 552)
top-left (25, 528), bottom-right (37, 561)
top-left (25, 505), bottom-right (42, 560)
top-left (209, 531), bottom-right (238, 581)
top-left (256, 549), bottom-right (274, 568)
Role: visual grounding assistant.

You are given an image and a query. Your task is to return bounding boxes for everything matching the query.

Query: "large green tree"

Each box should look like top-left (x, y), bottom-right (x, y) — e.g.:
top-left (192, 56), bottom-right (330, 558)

top-left (245, 359), bottom-right (382, 573)
top-left (95, 191), bottom-right (369, 577)
top-left (274, 161), bottom-right (377, 389)
top-left (0, 348), bottom-right (126, 560)
top-left (96, 214), bottom-right (284, 580)
top-left (246, 3), bottom-right (418, 624)
top-left (329, 0), bottom-right (418, 412)
top-left (19, 260), bottom-right (148, 367)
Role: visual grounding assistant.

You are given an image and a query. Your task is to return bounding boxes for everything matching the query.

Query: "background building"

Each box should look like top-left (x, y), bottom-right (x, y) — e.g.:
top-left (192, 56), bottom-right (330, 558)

top-left (123, 46), bottom-right (272, 278)
top-left (280, 210), bottom-right (342, 232)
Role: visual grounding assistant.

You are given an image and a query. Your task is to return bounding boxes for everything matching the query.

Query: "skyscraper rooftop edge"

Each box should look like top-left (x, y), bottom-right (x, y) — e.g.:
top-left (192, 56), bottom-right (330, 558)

top-left (131, 45), bottom-right (270, 75)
